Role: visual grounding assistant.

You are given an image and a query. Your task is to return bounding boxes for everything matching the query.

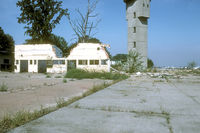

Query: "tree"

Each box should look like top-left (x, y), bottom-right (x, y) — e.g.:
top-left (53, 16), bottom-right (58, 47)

top-left (16, 0), bottom-right (68, 42)
top-left (67, 0), bottom-right (101, 43)
top-left (0, 27), bottom-right (14, 54)
top-left (112, 54), bottom-right (128, 63)
top-left (0, 27), bottom-right (15, 71)
top-left (147, 58), bottom-right (154, 69)
top-left (50, 34), bottom-right (68, 57)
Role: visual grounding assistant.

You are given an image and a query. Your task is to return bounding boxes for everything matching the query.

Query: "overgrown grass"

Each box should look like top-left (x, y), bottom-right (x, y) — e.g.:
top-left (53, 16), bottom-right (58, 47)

top-left (0, 83), bottom-right (8, 92)
top-left (0, 74), bottom-right (129, 132)
top-left (65, 69), bottom-right (129, 80)
top-left (0, 107), bottom-right (54, 133)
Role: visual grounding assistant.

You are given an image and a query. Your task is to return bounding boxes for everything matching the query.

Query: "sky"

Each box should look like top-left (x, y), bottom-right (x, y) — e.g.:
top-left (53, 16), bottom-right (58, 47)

top-left (0, 0), bottom-right (200, 67)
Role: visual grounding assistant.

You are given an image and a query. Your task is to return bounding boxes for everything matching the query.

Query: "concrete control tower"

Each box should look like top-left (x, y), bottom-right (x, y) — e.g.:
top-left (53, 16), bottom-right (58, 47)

top-left (124, 0), bottom-right (151, 68)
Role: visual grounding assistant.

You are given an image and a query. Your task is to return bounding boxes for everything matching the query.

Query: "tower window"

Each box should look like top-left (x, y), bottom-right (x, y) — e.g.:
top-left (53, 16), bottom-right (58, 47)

top-left (134, 42), bottom-right (136, 48)
top-left (133, 27), bottom-right (136, 33)
top-left (134, 12), bottom-right (136, 18)
top-left (147, 4), bottom-right (149, 8)
top-left (143, 3), bottom-right (145, 7)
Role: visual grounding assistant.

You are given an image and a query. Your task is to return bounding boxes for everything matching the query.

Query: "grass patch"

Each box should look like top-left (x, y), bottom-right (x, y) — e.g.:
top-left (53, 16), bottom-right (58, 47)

top-left (65, 69), bottom-right (129, 80)
top-left (0, 83), bottom-right (8, 92)
top-left (0, 107), bottom-right (55, 133)
top-left (63, 79), bottom-right (67, 83)
top-left (45, 75), bottom-right (51, 78)
top-left (54, 76), bottom-right (62, 78)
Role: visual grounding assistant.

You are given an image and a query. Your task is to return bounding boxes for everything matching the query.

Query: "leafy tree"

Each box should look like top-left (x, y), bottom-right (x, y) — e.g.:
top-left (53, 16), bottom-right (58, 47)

top-left (0, 27), bottom-right (15, 71)
top-left (112, 54), bottom-right (128, 63)
top-left (147, 58), bottom-right (154, 69)
top-left (67, 0), bottom-right (101, 43)
top-left (16, 0), bottom-right (68, 42)
top-left (50, 34), bottom-right (68, 57)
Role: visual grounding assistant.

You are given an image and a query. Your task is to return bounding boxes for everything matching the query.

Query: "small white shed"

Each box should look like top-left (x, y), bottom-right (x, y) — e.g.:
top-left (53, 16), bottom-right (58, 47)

top-left (15, 44), bottom-right (66, 73)
top-left (67, 43), bottom-right (110, 72)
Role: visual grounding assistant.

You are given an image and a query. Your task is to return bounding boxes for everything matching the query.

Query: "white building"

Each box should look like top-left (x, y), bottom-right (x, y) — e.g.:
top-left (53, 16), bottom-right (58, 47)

top-left (14, 43), bottom-right (110, 73)
top-left (67, 43), bottom-right (110, 72)
top-left (15, 44), bottom-right (66, 73)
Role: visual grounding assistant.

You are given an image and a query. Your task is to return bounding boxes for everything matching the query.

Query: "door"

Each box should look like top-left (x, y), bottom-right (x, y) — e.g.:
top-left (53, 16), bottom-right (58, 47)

top-left (20, 60), bottom-right (28, 72)
top-left (38, 60), bottom-right (47, 73)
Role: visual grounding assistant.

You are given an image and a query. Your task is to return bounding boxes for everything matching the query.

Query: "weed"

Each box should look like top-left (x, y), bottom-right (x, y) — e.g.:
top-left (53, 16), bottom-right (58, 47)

top-left (56, 98), bottom-right (65, 108)
top-left (63, 79), bottom-right (67, 83)
top-left (0, 83), bottom-right (8, 92)
top-left (65, 69), bottom-right (129, 80)
top-left (55, 76), bottom-right (62, 78)
top-left (45, 75), bottom-right (51, 78)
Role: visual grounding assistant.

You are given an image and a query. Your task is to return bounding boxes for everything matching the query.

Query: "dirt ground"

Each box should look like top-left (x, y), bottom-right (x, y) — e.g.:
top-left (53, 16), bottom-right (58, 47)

top-left (0, 72), bottom-right (111, 119)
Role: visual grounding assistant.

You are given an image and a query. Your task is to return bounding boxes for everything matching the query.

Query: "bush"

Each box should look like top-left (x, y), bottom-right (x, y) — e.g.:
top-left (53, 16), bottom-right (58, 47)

top-left (65, 69), bottom-right (129, 80)
top-left (122, 50), bottom-right (143, 73)
top-left (0, 83), bottom-right (8, 92)
top-left (148, 58), bottom-right (154, 69)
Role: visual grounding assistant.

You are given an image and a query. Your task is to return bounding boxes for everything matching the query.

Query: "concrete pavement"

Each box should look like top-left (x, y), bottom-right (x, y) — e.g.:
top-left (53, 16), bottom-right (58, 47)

top-left (9, 75), bottom-right (200, 133)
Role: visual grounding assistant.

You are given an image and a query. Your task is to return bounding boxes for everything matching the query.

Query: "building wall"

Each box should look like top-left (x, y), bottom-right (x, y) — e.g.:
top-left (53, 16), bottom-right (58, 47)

top-left (125, 0), bottom-right (150, 68)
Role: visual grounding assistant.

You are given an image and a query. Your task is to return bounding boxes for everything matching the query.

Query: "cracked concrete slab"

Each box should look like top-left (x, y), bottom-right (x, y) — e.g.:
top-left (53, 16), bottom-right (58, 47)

top-left (9, 75), bottom-right (200, 133)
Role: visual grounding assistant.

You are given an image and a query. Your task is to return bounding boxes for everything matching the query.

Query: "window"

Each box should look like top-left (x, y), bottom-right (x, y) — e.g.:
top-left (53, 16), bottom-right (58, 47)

top-left (78, 60), bottom-right (88, 65)
top-left (4, 59), bottom-right (9, 64)
top-left (34, 60), bottom-right (36, 65)
top-left (143, 3), bottom-right (145, 7)
top-left (53, 60), bottom-right (65, 65)
top-left (16, 60), bottom-right (19, 65)
top-left (147, 4), bottom-right (149, 8)
top-left (133, 27), bottom-right (136, 33)
top-left (134, 12), bottom-right (136, 18)
top-left (90, 60), bottom-right (99, 65)
top-left (134, 42), bottom-right (136, 48)
top-left (30, 60), bottom-right (32, 65)
top-left (101, 60), bottom-right (107, 65)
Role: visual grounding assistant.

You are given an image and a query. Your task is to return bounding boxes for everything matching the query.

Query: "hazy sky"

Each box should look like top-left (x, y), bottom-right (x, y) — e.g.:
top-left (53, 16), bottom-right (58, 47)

top-left (0, 0), bottom-right (200, 67)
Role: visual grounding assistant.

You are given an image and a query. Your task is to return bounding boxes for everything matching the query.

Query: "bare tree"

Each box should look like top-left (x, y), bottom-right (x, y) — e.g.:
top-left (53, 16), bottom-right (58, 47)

top-left (67, 0), bottom-right (101, 43)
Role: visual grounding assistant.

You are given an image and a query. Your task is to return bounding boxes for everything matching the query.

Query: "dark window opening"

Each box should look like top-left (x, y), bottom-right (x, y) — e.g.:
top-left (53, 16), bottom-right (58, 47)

top-left (34, 60), bottom-right (36, 65)
top-left (30, 60), bottom-right (32, 65)
top-left (134, 12), bottom-right (136, 18)
top-left (4, 59), bottom-right (9, 64)
top-left (101, 60), bottom-right (108, 65)
top-left (134, 42), bottom-right (136, 48)
top-left (16, 60), bottom-right (19, 65)
top-left (90, 60), bottom-right (99, 65)
top-left (133, 27), bottom-right (136, 33)
top-left (78, 60), bottom-right (88, 65)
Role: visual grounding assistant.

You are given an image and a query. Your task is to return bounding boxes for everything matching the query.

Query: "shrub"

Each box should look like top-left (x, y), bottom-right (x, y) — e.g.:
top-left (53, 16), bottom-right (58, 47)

top-left (65, 69), bottom-right (129, 80)
top-left (148, 58), bottom-right (154, 69)
top-left (0, 83), bottom-right (8, 92)
top-left (122, 50), bottom-right (143, 73)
